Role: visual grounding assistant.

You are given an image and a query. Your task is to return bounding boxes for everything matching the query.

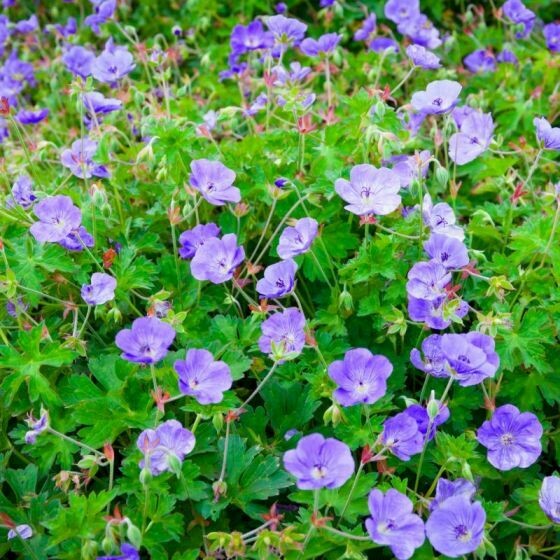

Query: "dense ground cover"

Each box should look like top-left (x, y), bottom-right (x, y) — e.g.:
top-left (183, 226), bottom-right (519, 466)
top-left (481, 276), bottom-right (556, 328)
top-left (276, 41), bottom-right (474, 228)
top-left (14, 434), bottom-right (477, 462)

top-left (1, 0), bottom-right (560, 558)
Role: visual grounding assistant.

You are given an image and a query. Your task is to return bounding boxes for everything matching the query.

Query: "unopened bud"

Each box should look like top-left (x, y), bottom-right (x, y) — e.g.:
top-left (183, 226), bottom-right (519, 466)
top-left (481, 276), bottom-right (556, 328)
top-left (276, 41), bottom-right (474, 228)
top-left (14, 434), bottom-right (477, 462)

top-left (212, 413), bottom-right (224, 433)
top-left (126, 523), bottom-right (142, 549)
top-left (213, 480), bottom-right (227, 500)
top-left (139, 467), bottom-right (152, 485)
top-left (323, 403), bottom-right (342, 426)
top-left (435, 166), bottom-right (449, 188)
top-left (77, 455), bottom-right (98, 469)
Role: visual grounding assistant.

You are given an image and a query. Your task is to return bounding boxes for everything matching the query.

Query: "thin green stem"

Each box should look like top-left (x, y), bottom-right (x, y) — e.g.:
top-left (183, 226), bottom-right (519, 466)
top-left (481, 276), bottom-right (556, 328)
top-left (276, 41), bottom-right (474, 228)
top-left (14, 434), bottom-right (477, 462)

top-left (336, 462), bottom-right (364, 526)
top-left (320, 525), bottom-right (372, 542)
top-left (236, 361), bottom-right (279, 412)
top-left (149, 363), bottom-right (158, 392)
top-left (390, 66), bottom-right (415, 96)
top-left (414, 377), bottom-right (454, 492)
top-left (77, 305), bottom-right (92, 338)
top-left (47, 428), bottom-right (104, 458)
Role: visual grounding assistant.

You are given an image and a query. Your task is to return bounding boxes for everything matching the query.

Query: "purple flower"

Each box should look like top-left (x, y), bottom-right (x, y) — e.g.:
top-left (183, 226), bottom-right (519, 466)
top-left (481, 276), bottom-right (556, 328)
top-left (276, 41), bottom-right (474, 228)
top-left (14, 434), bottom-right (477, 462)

top-left (283, 433), bottom-right (354, 489)
top-left (424, 233), bottom-right (469, 269)
top-left (275, 2), bottom-right (287, 14)
top-left (178, 223), bottom-right (220, 259)
top-left (258, 307), bottom-right (306, 358)
top-left (97, 543), bottom-right (139, 560)
top-left (14, 15), bottom-right (38, 34)
top-left (398, 15), bottom-right (441, 49)
top-left (52, 17), bottom-right (77, 38)
top-left (422, 194), bottom-right (465, 240)
top-left (451, 106), bottom-right (477, 129)
top-left (272, 62), bottom-right (310, 86)
top-left (82, 91), bottom-right (122, 116)
top-left (440, 332), bottom-right (499, 387)
top-left (411, 80), bottom-right (462, 115)
top-left (410, 334), bottom-right (447, 378)
top-left (449, 110), bottom-right (494, 165)
top-left (175, 349), bottom-right (232, 405)
top-left (85, 0), bottom-right (117, 34)
top-left (244, 93), bottom-right (268, 117)
top-left (328, 348), bottom-right (392, 407)
top-left (497, 49), bottom-right (518, 65)
top-left (3, 51), bottom-right (35, 89)
top-left (365, 489), bottom-right (425, 560)
top-left (300, 33), bottom-right (341, 57)
top-left (354, 14), bottom-right (376, 42)
top-left (265, 15), bottom-right (307, 49)
top-left (30, 195), bottom-right (81, 243)
top-left (137, 419), bottom-right (195, 475)
top-left (385, 0), bottom-right (420, 24)
top-left (92, 41), bottom-right (135, 84)
top-left (403, 402), bottom-right (449, 441)
top-left (115, 317), bottom-right (176, 364)
top-left (17, 108), bottom-right (49, 125)
top-left (406, 44), bottom-right (441, 69)
top-left (61, 138), bottom-right (110, 179)
top-left (477, 404), bottom-right (542, 471)
top-left (544, 23), bottom-right (560, 53)
top-left (219, 54), bottom-right (248, 81)
top-left (389, 150), bottom-right (431, 188)
top-left (62, 46), bottom-right (95, 79)
top-left (256, 259), bottom-right (297, 299)
top-left (406, 260), bottom-right (451, 302)
top-left (58, 226), bottom-right (94, 252)
top-left (230, 21), bottom-right (273, 55)
top-left (190, 234), bottom-right (245, 284)
top-left (426, 496), bottom-right (486, 556)
top-left (400, 110), bottom-right (427, 136)
top-left (6, 175), bottom-right (35, 209)
top-left (463, 49), bottom-right (496, 73)
top-left (81, 272), bottom-right (117, 306)
top-left (430, 478), bottom-right (476, 511)
top-left (380, 412), bottom-right (424, 461)
top-left (190, 159), bottom-right (240, 206)
top-left (7, 524), bottom-right (32, 540)
top-left (503, 0), bottom-right (535, 38)
top-left (6, 297), bottom-right (28, 318)
top-left (369, 37), bottom-right (399, 54)
top-left (335, 164), bottom-right (401, 216)
top-left (408, 293), bottom-right (468, 330)
top-left (534, 117), bottom-right (560, 150)
top-left (24, 412), bottom-right (48, 444)
top-left (277, 218), bottom-right (318, 259)
top-left (202, 110), bottom-right (218, 131)
top-left (539, 476), bottom-right (560, 523)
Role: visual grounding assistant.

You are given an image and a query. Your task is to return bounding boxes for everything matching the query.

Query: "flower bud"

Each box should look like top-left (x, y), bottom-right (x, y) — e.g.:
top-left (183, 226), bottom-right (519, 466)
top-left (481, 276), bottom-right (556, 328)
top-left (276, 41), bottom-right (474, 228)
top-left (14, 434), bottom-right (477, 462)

top-left (139, 467), bottom-right (152, 486)
top-left (426, 390), bottom-right (441, 419)
top-left (81, 539), bottom-right (98, 559)
top-left (213, 480), bottom-right (228, 500)
top-left (435, 166), bottom-right (449, 188)
top-left (323, 403), bottom-right (342, 426)
top-left (126, 522), bottom-right (142, 549)
top-left (461, 460), bottom-right (474, 482)
top-left (401, 396), bottom-right (418, 408)
top-left (212, 413), bottom-right (224, 433)
top-left (167, 454), bottom-right (182, 477)
top-left (101, 537), bottom-right (114, 554)
top-left (338, 288), bottom-right (353, 316)
top-left (372, 100), bottom-right (386, 120)
top-left (107, 307), bottom-right (123, 323)
top-left (90, 184), bottom-right (108, 207)
top-left (77, 455), bottom-right (98, 469)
